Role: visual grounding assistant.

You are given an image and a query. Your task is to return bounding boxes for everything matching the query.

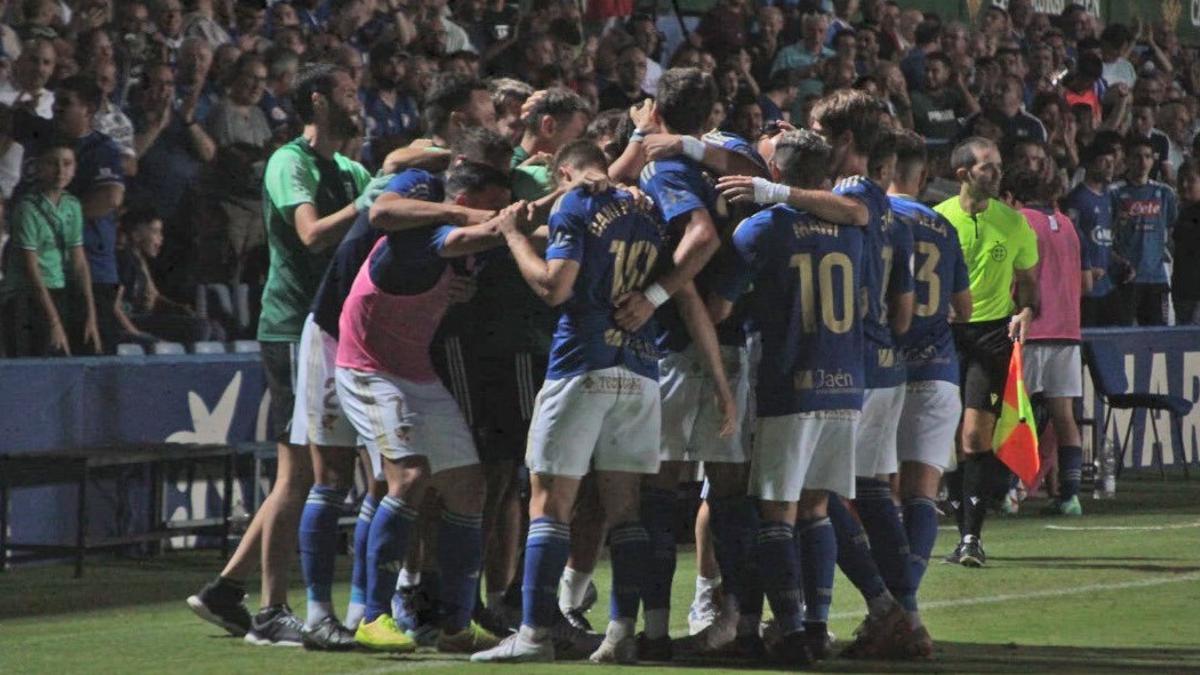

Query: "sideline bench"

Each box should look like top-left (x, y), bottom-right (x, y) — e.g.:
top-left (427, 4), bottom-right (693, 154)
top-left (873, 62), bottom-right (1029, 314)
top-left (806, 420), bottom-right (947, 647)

top-left (0, 443), bottom-right (272, 578)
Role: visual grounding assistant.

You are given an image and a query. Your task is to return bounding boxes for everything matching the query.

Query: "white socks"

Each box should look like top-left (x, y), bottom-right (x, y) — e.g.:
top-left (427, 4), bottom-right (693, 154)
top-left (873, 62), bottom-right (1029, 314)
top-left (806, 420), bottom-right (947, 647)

top-left (693, 575), bottom-right (721, 603)
top-left (396, 567), bottom-right (421, 589)
top-left (306, 600), bottom-right (333, 628)
top-left (559, 567), bottom-right (593, 612)
top-left (344, 602), bottom-right (365, 630)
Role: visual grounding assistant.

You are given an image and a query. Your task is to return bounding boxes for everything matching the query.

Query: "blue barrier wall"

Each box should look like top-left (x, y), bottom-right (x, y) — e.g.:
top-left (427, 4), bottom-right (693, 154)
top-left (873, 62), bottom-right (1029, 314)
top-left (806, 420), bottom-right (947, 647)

top-left (1, 354), bottom-right (269, 549)
top-left (1081, 327), bottom-right (1200, 469)
top-left (1, 327), bottom-right (1197, 552)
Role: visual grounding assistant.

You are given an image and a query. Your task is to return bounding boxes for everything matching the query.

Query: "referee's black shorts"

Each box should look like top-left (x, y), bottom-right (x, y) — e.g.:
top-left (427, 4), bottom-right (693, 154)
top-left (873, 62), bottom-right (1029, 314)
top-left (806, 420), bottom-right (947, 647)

top-left (952, 318), bottom-right (1012, 415)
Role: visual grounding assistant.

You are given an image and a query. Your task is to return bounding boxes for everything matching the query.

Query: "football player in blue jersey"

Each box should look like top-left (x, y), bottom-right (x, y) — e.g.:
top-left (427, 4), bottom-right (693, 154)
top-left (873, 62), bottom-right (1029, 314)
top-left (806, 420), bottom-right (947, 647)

top-left (471, 140), bottom-right (734, 664)
top-left (888, 130), bottom-right (973, 659)
top-left (711, 128), bottom-right (865, 666)
top-left (619, 68), bottom-right (759, 659)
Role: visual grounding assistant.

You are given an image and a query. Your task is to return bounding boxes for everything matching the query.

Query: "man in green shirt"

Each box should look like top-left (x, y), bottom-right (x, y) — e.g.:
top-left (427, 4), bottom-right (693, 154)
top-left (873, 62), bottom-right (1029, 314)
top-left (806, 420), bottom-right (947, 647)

top-left (187, 63), bottom-right (371, 647)
top-left (934, 136), bottom-right (1039, 569)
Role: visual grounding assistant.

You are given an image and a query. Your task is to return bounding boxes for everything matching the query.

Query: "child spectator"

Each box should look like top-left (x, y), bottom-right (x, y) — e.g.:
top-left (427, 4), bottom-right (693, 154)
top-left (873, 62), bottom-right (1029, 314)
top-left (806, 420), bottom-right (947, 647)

top-left (0, 141), bottom-right (100, 356)
top-left (115, 208), bottom-right (219, 346)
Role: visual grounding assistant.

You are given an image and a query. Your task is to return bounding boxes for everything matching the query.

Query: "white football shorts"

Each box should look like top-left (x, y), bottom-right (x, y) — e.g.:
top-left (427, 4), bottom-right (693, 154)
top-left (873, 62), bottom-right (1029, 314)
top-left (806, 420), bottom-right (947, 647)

top-left (896, 379), bottom-right (961, 472)
top-left (1023, 342), bottom-right (1082, 398)
top-left (659, 344), bottom-right (749, 463)
top-left (751, 410), bottom-right (859, 502)
top-left (854, 385), bottom-right (906, 477)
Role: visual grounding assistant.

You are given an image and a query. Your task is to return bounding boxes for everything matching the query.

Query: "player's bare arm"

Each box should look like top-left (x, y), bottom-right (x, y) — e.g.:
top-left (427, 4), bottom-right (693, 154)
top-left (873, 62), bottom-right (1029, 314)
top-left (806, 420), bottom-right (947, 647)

top-left (675, 282), bottom-right (737, 438)
top-left (716, 175), bottom-right (869, 226)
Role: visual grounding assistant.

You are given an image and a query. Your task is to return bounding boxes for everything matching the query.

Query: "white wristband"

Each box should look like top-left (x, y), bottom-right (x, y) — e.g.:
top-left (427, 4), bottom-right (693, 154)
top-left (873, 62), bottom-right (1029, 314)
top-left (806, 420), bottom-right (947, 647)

top-left (752, 177), bottom-right (791, 204)
top-left (680, 135), bottom-right (706, 162)
top-left (643, 283), bottom-right (670, 308)
top-left (630, 130), bottom-right (646, 143)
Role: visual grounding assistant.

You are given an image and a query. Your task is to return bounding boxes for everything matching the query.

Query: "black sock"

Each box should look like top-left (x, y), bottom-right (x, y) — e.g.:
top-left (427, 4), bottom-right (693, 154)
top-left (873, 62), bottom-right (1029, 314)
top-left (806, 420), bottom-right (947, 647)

top-left (962, 453), bottom-right (992, 539)
top-left (945, 468), bottom-right (965, 538)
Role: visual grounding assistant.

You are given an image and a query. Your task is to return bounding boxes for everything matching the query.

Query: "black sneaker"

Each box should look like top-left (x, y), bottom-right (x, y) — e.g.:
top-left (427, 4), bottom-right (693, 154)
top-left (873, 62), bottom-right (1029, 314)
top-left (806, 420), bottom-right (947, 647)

top-left (187, 579), bottom-right (251, 637)
top-left (550, 614), bottom-right (603, 660)
top-left (767, 632), bottom-right (812, 667)
top-left (302, 616), bottom-right (358, 651)
top-left (730, 633), bottom-right (767, 660)
top-left (804, 624), bottom-right (833, 661)
top-left (942, 541), bottom-right (966, 565)
top-left (473, 604), bottom-right (516, 638)
top-left (636, 632), bottom-right (673, 661)
top-left (562, 607), bottom-right (593, 632)
top-left (959, 537), bottom-right (987, 568)
top-left (244, 604), bottom-right (305, 646)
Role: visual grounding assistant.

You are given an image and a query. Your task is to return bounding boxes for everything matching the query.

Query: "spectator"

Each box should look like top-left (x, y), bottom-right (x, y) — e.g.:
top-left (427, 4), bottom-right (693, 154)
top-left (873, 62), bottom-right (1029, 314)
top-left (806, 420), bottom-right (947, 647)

top-left (0, 37), bottom-right (56, 119)
top-left (1159, 101), bottom-right (1193, 175)
top-left (966, 74), bottom-right (1047, 143)
top-left (855, 25), bottom-right (882, 76)
top-left (1174, 159), bottom-right (1200, 325)
top-left (206, 53), bottom-right (272, 149)
top-left (260, 46), bottom-right (299, 141)
top-left (825, 0), bottom-right (857, 46)
top-left (900, 18), bottom-right (940, 92)
top-left (360, 41), bottom-right (419, 170)
top-left (176, 36), bottom-right (218, 123)
top-left (771, 12), bottom-right (833, 79)
top-left (490, 77), bottom-right (533, 146)
top-left (696, 0), bottom-right (747, 57)
top-left (89, 60), bottom-right (137, 176)
top-left (154, 0), bottom-right (187, 63)
top-left (114, 207), bottom-right (216, 345)
top-left (0, 104), bottom-right (22, 199)
top-left (758, 69), bottom-right (798, 125)
top-left (1062, 52), bottom-right (1106, 127)
top-left (1031, 92), bottom-right (1077, 177)
top-left (1112, 136), bottom-right (1177, 326)
top-left (0, 141), bottom-right (100, 356)
top-left (128, 61), bottom-right (216, 234)
top-left (725, 92), bottom-right (762, 142)
top-left (1100, 23), bottom-right (1136, 89)
top-left (231, 0), bottom-right (270, 53)
top-left (1129, 102), bottom-right (1172, 182)
top-left (15, 0), bottom-right (59, 42)
top-left (749, 5), bottom-right (783, 84)
top-left (911, 51), bottom-right (978, 146)
top-left (183, 0), bottom-right (232, 49)
top-left (627, 12), bottom-right (663, 95)
top-left (597, 44), bottom-right (649, 112)
top-left (1066, 142), bottom-right (1119, 327)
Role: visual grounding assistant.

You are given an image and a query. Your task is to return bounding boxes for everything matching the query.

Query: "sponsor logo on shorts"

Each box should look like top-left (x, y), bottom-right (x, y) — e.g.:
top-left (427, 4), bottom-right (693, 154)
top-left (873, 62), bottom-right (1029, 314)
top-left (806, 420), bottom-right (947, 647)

top-left (581, 374), bottom-right (646, 394)
top-left (795, 368), bottom-right (857, 391)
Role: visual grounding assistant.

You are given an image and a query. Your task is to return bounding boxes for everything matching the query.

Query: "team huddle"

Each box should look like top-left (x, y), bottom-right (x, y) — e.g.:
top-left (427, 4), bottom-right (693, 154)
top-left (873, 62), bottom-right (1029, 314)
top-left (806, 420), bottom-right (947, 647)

top-left (186, 61), bottom-right (1056, 666)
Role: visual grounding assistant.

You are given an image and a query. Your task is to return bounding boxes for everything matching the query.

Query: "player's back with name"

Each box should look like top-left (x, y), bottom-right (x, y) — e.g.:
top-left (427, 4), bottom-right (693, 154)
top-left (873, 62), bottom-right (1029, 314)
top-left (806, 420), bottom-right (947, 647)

top-left (544, 186), bottom-right (666, 381)
top-left (726, 204), bottom-right (865, 417)
top-left (889, 194), bottom-right (969, 384)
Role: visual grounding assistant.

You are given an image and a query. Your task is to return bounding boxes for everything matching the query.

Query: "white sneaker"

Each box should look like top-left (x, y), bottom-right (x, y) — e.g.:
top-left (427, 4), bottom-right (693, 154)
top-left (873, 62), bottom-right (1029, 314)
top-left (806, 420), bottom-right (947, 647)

top-left (589, 623), bottom-right (637, 664)
top-left (688, 595), bottom-right (718, 635)
top-left (470, 628), bottom-right (555, 663)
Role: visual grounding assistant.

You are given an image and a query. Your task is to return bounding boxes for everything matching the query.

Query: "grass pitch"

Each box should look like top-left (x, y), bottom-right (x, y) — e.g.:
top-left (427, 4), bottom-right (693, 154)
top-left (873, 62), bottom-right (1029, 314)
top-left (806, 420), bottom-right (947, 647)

top-left (1, 472), bottom-right (1198, 674)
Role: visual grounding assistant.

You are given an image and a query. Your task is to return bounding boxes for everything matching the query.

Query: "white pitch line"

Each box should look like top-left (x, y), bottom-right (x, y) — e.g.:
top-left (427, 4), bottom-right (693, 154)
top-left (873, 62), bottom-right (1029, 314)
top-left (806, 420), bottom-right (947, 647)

top-left (1044, 520), bottom-right (1200, 531)
top-left (830, 571), bottom-right (1200, 619)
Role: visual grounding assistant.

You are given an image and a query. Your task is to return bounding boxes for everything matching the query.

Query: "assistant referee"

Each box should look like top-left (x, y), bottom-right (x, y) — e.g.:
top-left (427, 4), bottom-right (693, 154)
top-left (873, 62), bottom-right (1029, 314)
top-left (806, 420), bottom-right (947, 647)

top-left (934, 136), bottom-right (1039, 568)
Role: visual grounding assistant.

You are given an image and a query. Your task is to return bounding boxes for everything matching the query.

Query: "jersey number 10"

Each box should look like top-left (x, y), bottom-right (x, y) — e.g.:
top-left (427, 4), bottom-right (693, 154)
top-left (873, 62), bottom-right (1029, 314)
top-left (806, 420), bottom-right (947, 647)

top-left (610, 240), bottom-right (659, 300)
top-left (790, 252), bottom-right (855, 334)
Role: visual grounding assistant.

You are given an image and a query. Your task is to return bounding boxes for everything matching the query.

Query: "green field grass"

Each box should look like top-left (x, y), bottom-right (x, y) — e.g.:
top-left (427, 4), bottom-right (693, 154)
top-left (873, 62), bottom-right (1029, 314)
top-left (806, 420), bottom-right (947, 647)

top-left (2, 472), bottom-right (1198, 674)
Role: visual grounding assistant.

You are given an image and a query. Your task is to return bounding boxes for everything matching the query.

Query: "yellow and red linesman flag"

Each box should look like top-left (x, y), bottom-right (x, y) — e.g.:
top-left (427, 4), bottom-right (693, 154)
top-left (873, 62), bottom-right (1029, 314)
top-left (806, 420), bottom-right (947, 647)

top-left (993, 341), bottom-right (1040, 487)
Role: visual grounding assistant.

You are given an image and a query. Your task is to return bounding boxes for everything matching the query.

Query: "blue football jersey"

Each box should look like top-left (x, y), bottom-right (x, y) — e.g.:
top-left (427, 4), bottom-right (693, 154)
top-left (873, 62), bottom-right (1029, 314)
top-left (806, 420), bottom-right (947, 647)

top-left (889, 195), bottom-right (969, 384)
top-left (1063, 182), bottom-right (1116, 297)
top-left (543, 187), bottom-right (666, 380)
top-left (720, 204), bottom-right (865, 416)
top-left (834, 175), bottom-right (913, 388)
top-left (310, 169), bottom-right (443, 337)
top-left (639, 154), bottom-right (724, 353)
top-left (1112, 179), bottom-right (1177, 284)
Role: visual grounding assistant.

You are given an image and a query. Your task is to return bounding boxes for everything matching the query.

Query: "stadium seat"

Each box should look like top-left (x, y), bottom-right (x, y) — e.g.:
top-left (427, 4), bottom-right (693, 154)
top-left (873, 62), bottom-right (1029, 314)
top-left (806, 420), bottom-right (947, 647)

top-left (116, 343), bottom-right (146, 356)
top-left (1083, 340), bottom-right (1192, 480)
top-left (191, 341), bottom-right (227, 354)
top-left (231, 340), bottom-right (260, 353)
top-left (151, 342), bottom-right (187, 355)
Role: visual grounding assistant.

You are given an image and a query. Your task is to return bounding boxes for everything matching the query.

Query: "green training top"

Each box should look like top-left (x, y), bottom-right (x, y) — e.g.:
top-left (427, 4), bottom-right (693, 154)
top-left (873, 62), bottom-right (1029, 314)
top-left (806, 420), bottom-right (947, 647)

top-left (5, 192), bottom-right (84, 291)
top-left (934, 195), bottom-right (1039, 322)
top-left (257, 136), bottom-right (369, 342)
